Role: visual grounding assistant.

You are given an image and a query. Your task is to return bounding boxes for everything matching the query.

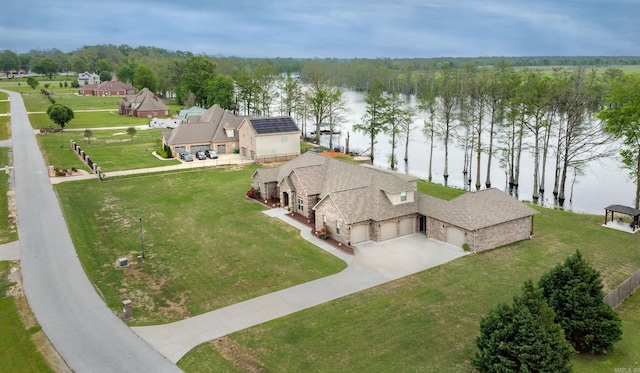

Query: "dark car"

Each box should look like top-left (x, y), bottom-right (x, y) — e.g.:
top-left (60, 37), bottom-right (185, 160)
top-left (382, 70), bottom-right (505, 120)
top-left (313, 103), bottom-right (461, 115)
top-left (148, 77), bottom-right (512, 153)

top-left (181, 152), bottom-right (194, 162)
top-left (205, 149), bottom-right (218, 159)
top-left (195, 151), bottom-right (206, 160)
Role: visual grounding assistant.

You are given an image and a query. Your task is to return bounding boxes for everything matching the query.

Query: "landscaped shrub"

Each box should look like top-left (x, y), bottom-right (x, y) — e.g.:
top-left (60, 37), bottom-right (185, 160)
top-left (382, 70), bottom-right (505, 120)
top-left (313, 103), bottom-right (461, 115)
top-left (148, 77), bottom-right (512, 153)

top-left (246, 188), bottom-right (260, 199)
top-left (156, 148), bottom-right (168, 158)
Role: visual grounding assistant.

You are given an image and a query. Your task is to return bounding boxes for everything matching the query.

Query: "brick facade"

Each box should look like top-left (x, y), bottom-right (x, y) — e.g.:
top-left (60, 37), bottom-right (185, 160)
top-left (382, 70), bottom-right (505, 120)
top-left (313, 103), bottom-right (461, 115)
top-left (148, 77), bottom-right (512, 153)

top-left (428, 216), bottom-right (532, 252)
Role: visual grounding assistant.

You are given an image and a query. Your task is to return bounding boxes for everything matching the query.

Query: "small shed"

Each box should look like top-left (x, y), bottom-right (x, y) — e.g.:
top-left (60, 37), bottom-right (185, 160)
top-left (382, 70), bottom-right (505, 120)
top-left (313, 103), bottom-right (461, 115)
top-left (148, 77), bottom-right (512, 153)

top-left (604, 204), bottom-right (640, 231)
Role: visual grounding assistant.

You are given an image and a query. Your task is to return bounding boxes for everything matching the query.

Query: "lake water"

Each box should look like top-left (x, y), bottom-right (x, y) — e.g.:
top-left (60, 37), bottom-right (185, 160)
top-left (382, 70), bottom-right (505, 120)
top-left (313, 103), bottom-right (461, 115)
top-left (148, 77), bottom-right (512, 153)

top-left (302, 89), bottom-right (634, 215)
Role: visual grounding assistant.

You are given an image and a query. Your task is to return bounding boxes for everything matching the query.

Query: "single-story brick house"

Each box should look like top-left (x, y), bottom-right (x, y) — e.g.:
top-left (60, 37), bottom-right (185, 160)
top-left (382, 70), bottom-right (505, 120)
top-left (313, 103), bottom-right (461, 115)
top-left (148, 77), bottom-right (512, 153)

top-left (118, 88), bottom-right (170, 118)
top-left (80, 81), bottom-right (136, 96)
top-left (162, 104), bottom-right (248, 156)
top-left (238, 117), bottom-right (301, 163)
top-left (251, 152), bottom-right (538, 252)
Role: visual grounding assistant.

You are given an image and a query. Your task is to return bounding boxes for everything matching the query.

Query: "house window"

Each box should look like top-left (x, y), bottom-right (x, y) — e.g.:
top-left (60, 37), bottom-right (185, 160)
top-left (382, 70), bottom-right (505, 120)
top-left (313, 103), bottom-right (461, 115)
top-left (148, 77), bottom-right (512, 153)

top-left (400, 191), bottom-right (407, 202)
top-left (322, 214), bottom-right (326, 225)
top-left (251, 136), bottom-right (255, 144)
top-left (281, 136), bottom-right (288, 143)
top-left (336, 221), bottom-right (341, 235)
top-left (297, 197), bottom-right (304, 211)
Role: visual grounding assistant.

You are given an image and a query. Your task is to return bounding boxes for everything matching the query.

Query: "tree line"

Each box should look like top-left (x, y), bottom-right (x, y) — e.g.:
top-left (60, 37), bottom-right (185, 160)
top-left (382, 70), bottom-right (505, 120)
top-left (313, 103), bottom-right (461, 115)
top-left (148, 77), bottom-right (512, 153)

top-left (1, 45), bottom-right (639, 207)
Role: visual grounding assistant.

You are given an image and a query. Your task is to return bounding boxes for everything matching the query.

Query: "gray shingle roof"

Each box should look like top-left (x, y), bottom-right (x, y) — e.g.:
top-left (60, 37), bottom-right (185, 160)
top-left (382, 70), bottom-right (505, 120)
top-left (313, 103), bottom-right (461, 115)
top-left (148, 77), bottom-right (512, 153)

top-left (121, 88), bottom-right (168, 111)
top-left (164, 104), bottom-right (249, 146)
top-left (423, 188), bottom-right (538, 230)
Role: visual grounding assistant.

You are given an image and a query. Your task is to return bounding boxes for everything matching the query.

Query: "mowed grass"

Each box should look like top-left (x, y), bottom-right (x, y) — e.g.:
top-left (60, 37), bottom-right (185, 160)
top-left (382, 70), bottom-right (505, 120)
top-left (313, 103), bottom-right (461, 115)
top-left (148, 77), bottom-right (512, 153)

top-left (178, 205), bottom-right (640, 372)
top-left (54, 165), bottom-right (347, 325)
top-left (0, 262), bottom-right (53, 373)
top-left (29, 111), bottom-right (149, 129)
top-left (0, 148), bottom-right (18, 242)
top-left (37, 129), bottom-right (180, 172)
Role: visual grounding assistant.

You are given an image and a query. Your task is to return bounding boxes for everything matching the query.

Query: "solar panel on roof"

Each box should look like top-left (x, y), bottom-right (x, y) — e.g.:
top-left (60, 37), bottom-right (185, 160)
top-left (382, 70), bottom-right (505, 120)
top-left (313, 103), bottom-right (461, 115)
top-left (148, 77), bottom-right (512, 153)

top-left (251, 117), bottom-right (299, 134)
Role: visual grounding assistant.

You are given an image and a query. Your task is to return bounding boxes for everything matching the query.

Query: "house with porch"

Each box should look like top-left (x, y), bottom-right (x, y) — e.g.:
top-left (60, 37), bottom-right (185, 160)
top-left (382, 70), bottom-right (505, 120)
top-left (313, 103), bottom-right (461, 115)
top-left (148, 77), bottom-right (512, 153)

top-left (251, 152), bottom-right (538, 252)
top-left (118, 88), bottom-right (170, 118)
top-left (79, 80), bottom-right (136, 96)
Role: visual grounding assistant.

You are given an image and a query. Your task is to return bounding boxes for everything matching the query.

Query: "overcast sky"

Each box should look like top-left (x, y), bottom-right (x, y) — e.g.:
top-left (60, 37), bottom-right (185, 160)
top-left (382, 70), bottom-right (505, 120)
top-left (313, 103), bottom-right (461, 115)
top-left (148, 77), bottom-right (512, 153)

top-left (1, 0), bottom-right (637, 58)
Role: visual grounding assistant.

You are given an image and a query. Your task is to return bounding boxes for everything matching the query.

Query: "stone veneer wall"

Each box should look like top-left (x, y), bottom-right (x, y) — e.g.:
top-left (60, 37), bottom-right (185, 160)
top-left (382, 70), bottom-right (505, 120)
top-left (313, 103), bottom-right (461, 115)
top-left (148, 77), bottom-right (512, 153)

top-left (427, 216), bottom-right (532, 252)
top-left (472, 217), bottom-right (532, 252)
top-left (315, 198), bottom-right (349, 245)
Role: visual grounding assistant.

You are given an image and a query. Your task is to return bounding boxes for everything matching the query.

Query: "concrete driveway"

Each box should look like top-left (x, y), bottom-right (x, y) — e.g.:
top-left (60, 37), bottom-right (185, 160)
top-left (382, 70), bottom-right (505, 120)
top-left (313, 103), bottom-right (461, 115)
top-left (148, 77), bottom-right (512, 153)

top-left (133, 208), bottom-right (466, 363)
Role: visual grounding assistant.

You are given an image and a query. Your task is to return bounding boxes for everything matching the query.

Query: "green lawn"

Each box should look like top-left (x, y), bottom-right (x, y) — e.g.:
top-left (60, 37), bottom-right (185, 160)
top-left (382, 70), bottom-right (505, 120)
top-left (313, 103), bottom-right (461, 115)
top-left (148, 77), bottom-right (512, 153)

top-left (0, 262), bottom-right (53, 373)
top-left (178, 205), bottom-right (640, 372)
top-left (30, 111), bottom-right (149, 129)
top-left (0, 148), bottom-right (18, 243)
top-left (37, 129), bottom-right (180, 172)
top-left (55, 166), bottom-right (347, 325)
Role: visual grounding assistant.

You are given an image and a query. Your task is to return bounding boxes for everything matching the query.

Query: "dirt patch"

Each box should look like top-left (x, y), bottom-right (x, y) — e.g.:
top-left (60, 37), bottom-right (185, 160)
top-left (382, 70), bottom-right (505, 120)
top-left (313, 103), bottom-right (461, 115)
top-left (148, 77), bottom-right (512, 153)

top-left (211, 336), bottom-right (265, 372)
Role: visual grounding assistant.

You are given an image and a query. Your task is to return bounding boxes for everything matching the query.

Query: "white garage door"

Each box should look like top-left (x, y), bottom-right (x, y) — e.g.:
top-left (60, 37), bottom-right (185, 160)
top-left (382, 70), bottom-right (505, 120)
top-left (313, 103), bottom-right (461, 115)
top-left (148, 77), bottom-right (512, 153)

top-left (351, 224), bottom-right (369, 244)
top-left (446, 227), bottom-right (466, 248)
top-left (380, 222), bottom-right (397, 241)
top-left (398, 218), bottom-right (414, 236)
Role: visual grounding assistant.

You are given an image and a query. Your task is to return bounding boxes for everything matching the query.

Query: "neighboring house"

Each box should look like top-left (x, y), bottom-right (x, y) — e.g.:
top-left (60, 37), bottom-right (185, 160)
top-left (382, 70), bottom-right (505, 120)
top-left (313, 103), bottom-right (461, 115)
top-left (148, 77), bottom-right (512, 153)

top-left (78, 71), bottom-right (100, 86)
top-left (162, 104), bottom-right (248, 156)
top-left (238, 117), bottom-right (301, 163)
top-left (118, 88), bottom-right (170, 118)
top-left (177, 106), bottom-right (207, 123)
top-left (79, 81), bottom-right (136, 96)
top-left (251, 152), bottom-right (538, 252)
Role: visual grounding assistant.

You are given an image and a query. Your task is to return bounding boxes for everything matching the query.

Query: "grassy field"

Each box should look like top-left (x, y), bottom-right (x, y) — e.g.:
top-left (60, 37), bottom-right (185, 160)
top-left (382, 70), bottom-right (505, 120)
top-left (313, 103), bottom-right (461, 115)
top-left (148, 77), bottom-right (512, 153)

top-left (177, 204), bottom-right (640, 372)
top-left (54, 165), bottom-right (347, 325)
top-left (0, 148), bottom-right (18, 243)
top-left (0, 262), bottom-right (54, 373)
top-left (29, 111), bottom-right (149, 129)
top-left (37, 128), bottom-right (180, 172)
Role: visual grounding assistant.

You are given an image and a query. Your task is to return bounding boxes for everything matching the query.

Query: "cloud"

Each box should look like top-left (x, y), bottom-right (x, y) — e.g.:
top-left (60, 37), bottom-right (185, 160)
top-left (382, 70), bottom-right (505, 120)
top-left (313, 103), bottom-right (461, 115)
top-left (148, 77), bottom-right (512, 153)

top-left (0, 0), bottom-right (637, 57)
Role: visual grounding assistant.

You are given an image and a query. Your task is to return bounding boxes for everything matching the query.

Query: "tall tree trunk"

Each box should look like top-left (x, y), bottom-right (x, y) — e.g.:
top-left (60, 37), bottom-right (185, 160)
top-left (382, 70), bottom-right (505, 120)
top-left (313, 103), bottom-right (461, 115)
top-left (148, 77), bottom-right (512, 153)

top-left (444, 128), bottom-right (449, 187)
top-left (428, 122), bottom-right (434, 182)
top-left (485, 109), bottom-right (496, 189)
top-left (553, 120), bottom-right (563, 199)
top-left (513, 117), bottom-right (524, 196)
top-left (532, 126), bottom-right (540, 201)
top-left (476, 115), bottom-right (482, 191)
top-left (636, 143), bottom-right (640, 209)
top-left (540, 115), bottom-right (553, 195)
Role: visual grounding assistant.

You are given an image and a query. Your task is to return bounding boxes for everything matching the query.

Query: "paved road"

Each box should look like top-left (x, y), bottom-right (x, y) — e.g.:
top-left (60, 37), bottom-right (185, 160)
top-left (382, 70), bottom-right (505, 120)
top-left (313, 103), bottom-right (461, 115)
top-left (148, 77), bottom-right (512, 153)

top-left (3, 89), bottom-right (181, 372)
top-left (133, 208), bottom-right (467, 363)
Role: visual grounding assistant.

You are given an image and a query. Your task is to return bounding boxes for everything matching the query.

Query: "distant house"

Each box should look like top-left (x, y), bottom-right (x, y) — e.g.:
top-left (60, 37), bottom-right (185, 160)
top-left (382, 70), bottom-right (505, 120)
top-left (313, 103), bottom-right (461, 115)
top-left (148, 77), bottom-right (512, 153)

top-left (77, 71), bottom-right (100, 86)
top-left (79, 81), bottom-right (136, 96)
top-left (162, 104), bottom-right (248, 156)
top-left (252, 152), bottom-right (538, 252)
top-left (238, 117), bottom-right (301, 163)
top-left (118, 88), bottom-right (170, 118)
top-left (177, 106), bottom-right (207, 123)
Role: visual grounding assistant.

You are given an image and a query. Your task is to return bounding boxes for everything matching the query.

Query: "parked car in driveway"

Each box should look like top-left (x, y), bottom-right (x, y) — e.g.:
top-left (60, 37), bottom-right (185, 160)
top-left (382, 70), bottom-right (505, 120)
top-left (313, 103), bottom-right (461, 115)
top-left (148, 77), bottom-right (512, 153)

top-left (205, 150), bottom-right (218, 159)
top-left (181, 152), bottom-right (194, 162)
top-left (195, 151), bottom-right (206, 160)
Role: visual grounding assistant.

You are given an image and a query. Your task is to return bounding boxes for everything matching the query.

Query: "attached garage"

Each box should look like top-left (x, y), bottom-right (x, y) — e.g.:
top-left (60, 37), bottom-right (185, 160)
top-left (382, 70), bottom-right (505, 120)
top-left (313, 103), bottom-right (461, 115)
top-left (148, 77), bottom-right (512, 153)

top-left (398, 218), bottom-right (415, 236)
top-left (380, 222), bottom-right (397, 241)
top-left (446, 226), bottom-right (466, 248)
top-left (189, 144), bottom-right (211, 153)
top-left (350, 224), bottom-right (370, 244)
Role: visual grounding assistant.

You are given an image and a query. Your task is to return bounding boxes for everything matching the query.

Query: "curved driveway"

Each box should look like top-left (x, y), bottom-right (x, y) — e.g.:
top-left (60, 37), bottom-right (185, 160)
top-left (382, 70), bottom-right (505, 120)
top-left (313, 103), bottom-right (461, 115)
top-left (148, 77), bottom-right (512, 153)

top-left (4, 89), bottom-right (181, 372)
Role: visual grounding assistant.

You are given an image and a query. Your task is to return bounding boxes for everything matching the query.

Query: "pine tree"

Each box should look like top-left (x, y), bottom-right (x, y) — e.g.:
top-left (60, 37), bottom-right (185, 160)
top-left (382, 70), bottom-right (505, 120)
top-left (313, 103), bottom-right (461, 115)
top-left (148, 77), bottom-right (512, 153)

top-left (473, 280), bottom-right (574, 372)
top-left (538, 251), bottom-right (623, 353)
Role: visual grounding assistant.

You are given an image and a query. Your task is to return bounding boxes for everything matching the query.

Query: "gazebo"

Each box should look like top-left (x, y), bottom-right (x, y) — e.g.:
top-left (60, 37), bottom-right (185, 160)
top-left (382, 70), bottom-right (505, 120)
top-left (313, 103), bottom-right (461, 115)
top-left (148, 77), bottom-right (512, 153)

top-left (604, 204), bottom-right (640, 232)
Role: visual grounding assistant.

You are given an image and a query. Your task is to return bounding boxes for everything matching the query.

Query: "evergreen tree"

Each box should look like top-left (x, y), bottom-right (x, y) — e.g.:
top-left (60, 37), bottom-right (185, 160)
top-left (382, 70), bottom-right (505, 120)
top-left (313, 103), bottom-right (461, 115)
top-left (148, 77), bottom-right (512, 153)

top-left (473, 281), bottom-right (574, 372)
top-left (538, 251), bottom-right (623, 354)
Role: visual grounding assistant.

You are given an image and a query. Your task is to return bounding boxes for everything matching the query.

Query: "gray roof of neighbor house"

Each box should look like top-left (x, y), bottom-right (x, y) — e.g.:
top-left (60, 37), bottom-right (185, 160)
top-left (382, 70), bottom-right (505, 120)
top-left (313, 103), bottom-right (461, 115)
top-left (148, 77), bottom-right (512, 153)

top-left (120, 88), bottom-right (168, 112)
top-left (423, 188), bottom-right (539, 230)
top-left (164, 104), bottom-right (249, 146)
top-left (247, 117), bottom-right (299, 134)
